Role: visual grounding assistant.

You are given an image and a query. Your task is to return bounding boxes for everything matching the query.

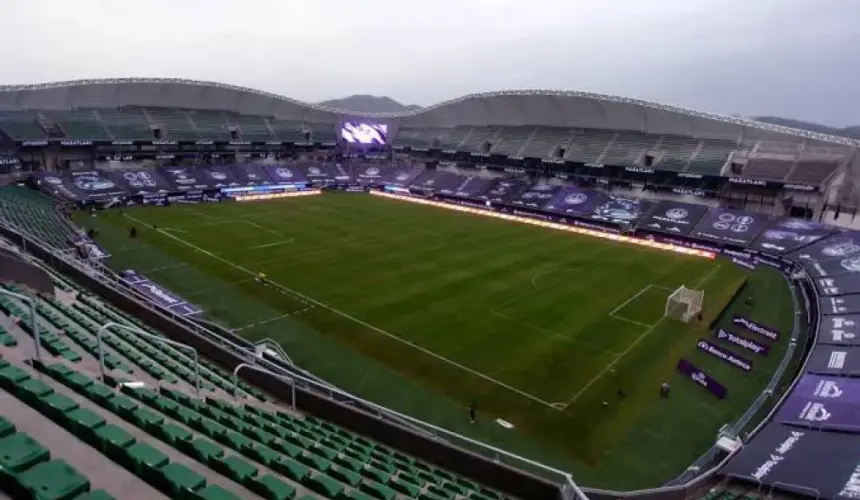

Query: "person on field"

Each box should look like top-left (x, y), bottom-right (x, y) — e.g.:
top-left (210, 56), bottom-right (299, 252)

top-left (468, 400), bottom-right (476, 424)
top-left (256, 271), bottom-right (267, 285)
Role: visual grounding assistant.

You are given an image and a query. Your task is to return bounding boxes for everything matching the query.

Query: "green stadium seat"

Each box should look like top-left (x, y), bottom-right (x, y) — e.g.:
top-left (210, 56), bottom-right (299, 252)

top-left (16, 459), bottom-right (91, 500)
top-left (94, 424), bottom-right (136, 458)
top-left (0, 415), bottom-right (16, 438)
top-left (211, 454), bottom-right (258, 484)
top-left (303, 473), bottom-right (343, 498)
top-left (249, 473), bottom-right (297, 500)
top-left (359, 481), bottom-right (397, 500)
top-left (192, 483), bottom-right (243, 500)
top-left (155, 462), bottom-right (206, 496)
top-left (71, 490), bottom-right (117, 500)
top-left (125, 441), bottom-right (170, 479)
top-left (0, 432), bottom-right (51, 476)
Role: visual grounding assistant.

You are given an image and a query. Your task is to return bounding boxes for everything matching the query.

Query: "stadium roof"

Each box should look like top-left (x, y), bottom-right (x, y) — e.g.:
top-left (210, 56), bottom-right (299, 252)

top-left (1, 77), bottom-right (857, 148)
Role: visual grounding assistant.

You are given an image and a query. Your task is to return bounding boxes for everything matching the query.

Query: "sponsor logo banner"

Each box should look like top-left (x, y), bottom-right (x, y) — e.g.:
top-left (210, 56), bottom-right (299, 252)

top-left (676, 358), bottom-right (727, 399)
top-left (777, 395), bottom-right (860, 432)
top-left (119, 269), bottom-right (202, 317)
top-left (791, 231), bottom-right (860, 263)
top-left (697, 338), bottom-right (753, 371)
top-left (750, 429), bottom-right (805, 481)
top-left (732, 315), bottom-right (781, 341)
top-left (638, 201), bottom-right (709, 236)
top-left (715, 328), bottom-right (770, 356)
top-left (750, 218), bottom-right (834, 254)
top-left (821, 295), bottom-right (860, 316)
top-left (818, 276), bottom-right (860, 297)
top-left (792, 374), bottom-right (860, 402)
top-left (731, 257), bottom-right (757, 271)
top-left (691, 207), bottom-right (769, 245)
top-left (542, 186), bottom-right (606, 217)
top-left (807, 345), bottom-right (860, 375)
top-left (819, 315), bottom-right (860, 345)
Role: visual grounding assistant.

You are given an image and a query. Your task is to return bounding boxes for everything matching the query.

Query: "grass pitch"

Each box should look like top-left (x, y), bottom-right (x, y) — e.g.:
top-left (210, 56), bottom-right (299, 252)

top-left (80, 193), bottom-right (795, 489)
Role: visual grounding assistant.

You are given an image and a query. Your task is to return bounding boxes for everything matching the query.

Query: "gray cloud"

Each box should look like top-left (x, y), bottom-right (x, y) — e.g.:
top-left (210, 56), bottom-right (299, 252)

top-left (0, 0), bottom-right (857, 126)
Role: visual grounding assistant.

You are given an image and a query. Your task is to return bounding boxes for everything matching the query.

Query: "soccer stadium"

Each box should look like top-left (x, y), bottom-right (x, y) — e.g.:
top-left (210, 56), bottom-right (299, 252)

top-left (0, 77), bottom-right (858, 500)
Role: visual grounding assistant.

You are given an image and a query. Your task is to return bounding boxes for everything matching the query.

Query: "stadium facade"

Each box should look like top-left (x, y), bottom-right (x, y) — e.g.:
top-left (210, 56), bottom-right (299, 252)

top-left (1, 77), bottom-right (860, 146)
top-left (0, 77), bottom-right (858, 500)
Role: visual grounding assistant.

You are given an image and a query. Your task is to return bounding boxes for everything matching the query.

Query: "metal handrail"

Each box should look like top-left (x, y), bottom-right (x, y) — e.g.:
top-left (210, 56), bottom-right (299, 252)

top-left (97, 321), bottom-right (201, 394)
top-left (233, 363), bottom-right (296, 410)
top-left (0, 289), bottom-right (41, 361)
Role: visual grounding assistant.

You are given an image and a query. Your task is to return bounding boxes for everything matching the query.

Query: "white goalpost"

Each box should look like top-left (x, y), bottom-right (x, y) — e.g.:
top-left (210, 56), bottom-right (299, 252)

top-left (665, 286), bottom-right (705, 322)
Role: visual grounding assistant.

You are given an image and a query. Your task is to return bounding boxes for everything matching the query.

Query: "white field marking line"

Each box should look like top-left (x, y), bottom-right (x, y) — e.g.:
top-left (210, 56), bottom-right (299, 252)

top-left (122, 213), bottom-right (559, 409)
top-left (233, 309), bottom-right (306, 332)
top-left (608, 285), bottom-right (656, 317)
top-left (554, 264), bottom-right (723, 410)
top-left (250, 240), bottom-right (293, 250)
top-left (243, 220), bottom-right (284, 237)
top-left (491, 310), bottom-right (621, 357)
top-left (182, 277), bottom-right (257, 298)
top-left (162, 227), bottom-right (189, 234)
top-left (142, 262), bottom-right (189, 274)
top-left (608, 314), bottom-right (653, 328)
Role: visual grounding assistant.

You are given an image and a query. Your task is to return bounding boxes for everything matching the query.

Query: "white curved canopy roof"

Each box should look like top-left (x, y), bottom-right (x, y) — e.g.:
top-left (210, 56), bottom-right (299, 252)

top-left (0, 77), bottom-right (856, 147)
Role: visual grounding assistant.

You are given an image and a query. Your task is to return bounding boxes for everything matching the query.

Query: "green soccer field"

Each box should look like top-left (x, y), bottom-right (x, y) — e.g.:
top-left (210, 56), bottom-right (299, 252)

top-left (80, 193), bottom-right (797, 489)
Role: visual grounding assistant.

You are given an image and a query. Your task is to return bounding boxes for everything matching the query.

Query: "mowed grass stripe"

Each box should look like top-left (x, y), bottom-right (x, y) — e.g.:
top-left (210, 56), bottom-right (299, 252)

top-left (83, 194), bottom-right (795, 491)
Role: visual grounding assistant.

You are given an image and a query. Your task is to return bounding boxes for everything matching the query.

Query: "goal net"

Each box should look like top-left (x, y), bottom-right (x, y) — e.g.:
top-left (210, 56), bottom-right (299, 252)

top-left (665, 286), bottom-right (704, 322)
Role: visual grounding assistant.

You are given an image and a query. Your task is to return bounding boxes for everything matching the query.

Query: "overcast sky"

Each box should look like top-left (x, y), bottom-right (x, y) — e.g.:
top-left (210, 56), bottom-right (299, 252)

top-left (1, 0), bottom-right (857, 126)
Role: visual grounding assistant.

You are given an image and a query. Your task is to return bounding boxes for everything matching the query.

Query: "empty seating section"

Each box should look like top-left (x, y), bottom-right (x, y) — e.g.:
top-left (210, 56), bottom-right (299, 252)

top-left (490, 128), bottom-right (533, 157)
top-left (687, 140), bottom-right (733, 175)
top-left (0, 186), bottom-right (78, 249)
top-left (563, 130), bottom-right (614, 163)
top-left (391, 128), bottom-right (437, 149)
top-left (0, 110), bottom-right (48, 141)
top-left (436, 127), bottom-right (472, 150)
top-left (227, 115), bottom-right (274, 142)
top-left (0, 289), bottom-right (511, 500)
top-left (601, 132), bottom-right (658, 166)
top-left (146, 109), bottom-right (199, 141)
top-left (188, 112), bottom-right (230, 141)
top-left (270, 121), bottom-right (306, 143)
top-left (39, 110), bottom-right (111, 141)
top-left (457, 127), bottom-right (498, 153)
top-left (98, 109), bottom-right (153, 141)
top-left (520, 128), bottom-right (573, 159)
top-left (787, 160), bottom-right (840, 185)
top-left (655, 136), bottom-right (699, 172)
top-left (307, 125), bottom-right (337, 145)
top-left (741, 158), bottom-right (794, 180)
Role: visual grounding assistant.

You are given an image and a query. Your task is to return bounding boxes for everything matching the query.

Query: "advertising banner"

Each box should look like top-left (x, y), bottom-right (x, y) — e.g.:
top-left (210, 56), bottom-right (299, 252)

top-left (731, 315), bottom-right (781, 341)
top-left (158, 166), bottom-right (214, 191)
top-left (508, 182), bottom-right (561, 209)
top-left (691, 207), bottom-right (769, 245)
top-left (638, 201), bottom-right (709, 236)
top-left (109, 169), bottom-right (173, 194)
top-left (791, 231), bottom-right (860, 263)
top-left (749, 218), bottom-right (836, 254)
top-left (676, 358), bottom-right (727, 399)
top-left (721, 423), bottom-right (860, 499)
top-left (120, 269), bottom-right (202, 316)
top-left (696, 338), bottom-right (753, 371)
top-left (482, 179), bottom-right (530, 203)
top-left (821, 295), bottom-right (860, 316)
top-left (590, 196), bottom-right (652, 224)
top-left (265, 165), bottom-right (309, 185)
top-left (70, 234), bottom-right (111, 259)
top-left (542, 186), bottom-right (606, 217)
top-left (229, 164), bottom-right (273, 186)
top-left (778, 394), bottom-right (860, 432)
top-left (818, 276), bottom-right (860, 297)
top-left (792, 374), bottom-right (860, 402)
top-left (200, 165), bottom-right (242, 188)
top-left (451, 176), bottom-right (496, 198)
top-left (378, 166), bottom-right (424, 187)
top-left (714, 328), bottom-right (770, 356)
top-left (819, 315), bottom-right (860, 345)
top-left (807, 345), bottom-right (860, 375)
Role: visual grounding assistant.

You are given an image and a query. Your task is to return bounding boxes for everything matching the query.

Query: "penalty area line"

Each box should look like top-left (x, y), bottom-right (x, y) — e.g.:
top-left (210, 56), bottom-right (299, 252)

top-left (250, 240), bottom-right (294, 250)
top-left (122, 213), bottom-right (559, 410)
top-left (557, 265), bottom-right (723, 409)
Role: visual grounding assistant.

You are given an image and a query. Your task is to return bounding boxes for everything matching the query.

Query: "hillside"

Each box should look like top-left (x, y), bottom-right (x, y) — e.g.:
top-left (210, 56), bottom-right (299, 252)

top-left (318, 95), bottom-right (422, 114)
top-left (754, 116), bottom-right (860, 139)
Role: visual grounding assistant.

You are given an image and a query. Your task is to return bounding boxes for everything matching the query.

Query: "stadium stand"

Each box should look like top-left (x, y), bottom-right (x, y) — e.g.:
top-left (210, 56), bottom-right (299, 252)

top-left (520, 128), bottom-right (573, 159)
top-left (187, 111), bottom-right (230, 142)
top-left (563, 130), bottom-right (615, 163)
top-left (97, 109), bottom-right (153, 141)
top-left (270, 120), bottom-right (307, 143)
top-left (39, 111), bottom-right (112, 141)
top-left (490, 127), bottom-right (533, 157)
top-left (306, 124), bottom-right (337, 145)
top-left (0, 110), bottom-right (49, 141)
top-left (391, 128), bottom-right (437, 150)
top-left (737, 157), bottom-right (794, 180)
top-left (458, 127), bottom-right (499, 154)
top-left (227, 115), bottom-right (275, 142)
top-left (0, 186), bottom-right (78, 249)
top-left (686, 140), bottom-right (733, 176)
top-left (600, 132), bottom-right (659, 166)
top-left (145, 109), bottom-right (200, 141)
top-left (654, 136), bottom-right (700, 172)
top-left (786, 159), bottom-right (840, 185)
top-left (436, 127), bottom-right (472, 151)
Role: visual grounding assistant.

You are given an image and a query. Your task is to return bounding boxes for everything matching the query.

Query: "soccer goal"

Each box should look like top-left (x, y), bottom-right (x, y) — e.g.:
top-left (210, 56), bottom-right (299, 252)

top-left (665, 286), bottom-right (705, 322)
